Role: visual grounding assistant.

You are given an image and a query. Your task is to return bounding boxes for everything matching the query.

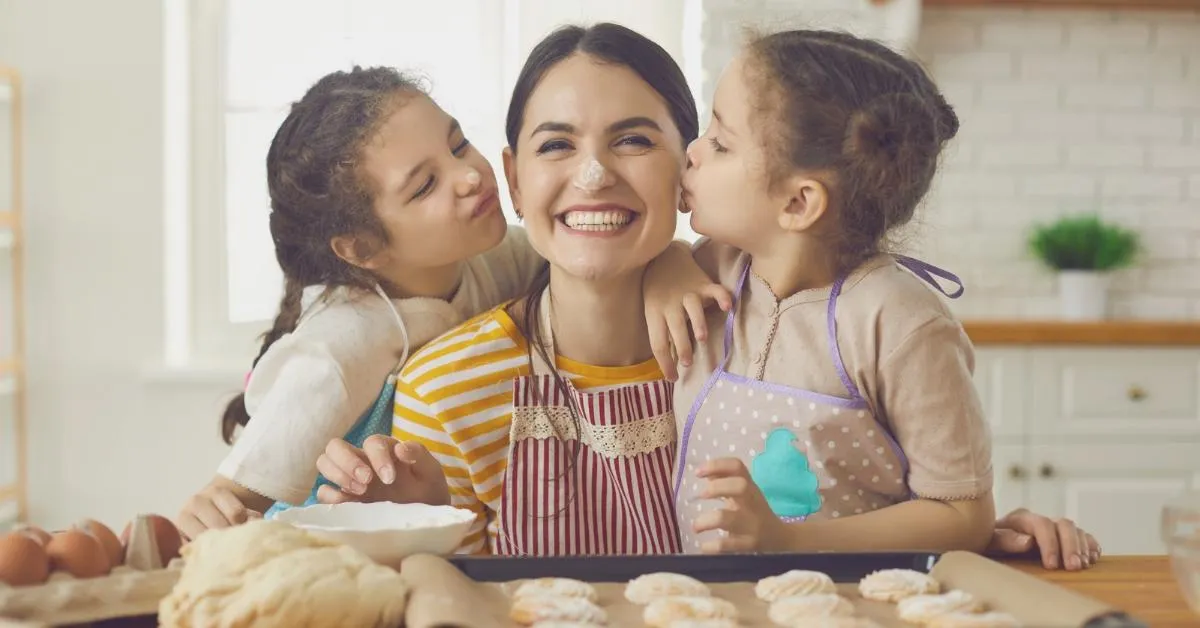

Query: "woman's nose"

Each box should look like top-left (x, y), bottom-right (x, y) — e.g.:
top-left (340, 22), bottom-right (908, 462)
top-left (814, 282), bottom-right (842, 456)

top-left (458, 167), bottom-right (482, 196)
top-left (685, 138), bottom-right (701, 169)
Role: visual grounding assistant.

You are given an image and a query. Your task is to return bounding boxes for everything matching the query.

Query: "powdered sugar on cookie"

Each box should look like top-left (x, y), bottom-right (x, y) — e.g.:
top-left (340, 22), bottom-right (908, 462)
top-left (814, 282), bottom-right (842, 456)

top-left (858, 568), bottom-right (940, 602)
top-left (755, 570), bottom-right (837, 601)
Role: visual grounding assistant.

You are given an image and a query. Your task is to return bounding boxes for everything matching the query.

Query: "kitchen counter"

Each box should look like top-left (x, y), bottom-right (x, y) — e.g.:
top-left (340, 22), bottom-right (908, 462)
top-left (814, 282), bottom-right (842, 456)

top-left (962, 321), bottom-right (1200, 346)
top-left (1007, 555), bottom-right (1195, 627)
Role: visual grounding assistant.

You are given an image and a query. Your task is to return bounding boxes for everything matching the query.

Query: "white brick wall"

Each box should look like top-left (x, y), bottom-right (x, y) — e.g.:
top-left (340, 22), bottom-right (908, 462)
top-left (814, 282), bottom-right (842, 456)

top-left (700, 3), bottom-right (1200, 319)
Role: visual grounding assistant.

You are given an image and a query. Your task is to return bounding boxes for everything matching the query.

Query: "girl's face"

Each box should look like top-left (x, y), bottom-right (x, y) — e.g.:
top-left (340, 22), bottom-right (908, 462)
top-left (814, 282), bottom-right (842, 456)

top-left (352, 93), bottom-right (507, 279)
top-left (503, 54), bottom-right (684, 283)
top-left (682, 54), bottom-right (791, 254)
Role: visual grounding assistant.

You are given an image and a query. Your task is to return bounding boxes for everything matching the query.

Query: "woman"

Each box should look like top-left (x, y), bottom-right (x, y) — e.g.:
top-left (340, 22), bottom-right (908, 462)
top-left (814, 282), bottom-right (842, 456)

top-left (316, 22), bottom-right (1099, 569)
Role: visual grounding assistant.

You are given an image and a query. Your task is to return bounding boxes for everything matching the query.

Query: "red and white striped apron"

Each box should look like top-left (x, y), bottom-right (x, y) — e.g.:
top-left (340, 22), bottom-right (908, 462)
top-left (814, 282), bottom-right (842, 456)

top-left (493, 289), bottom-right (682, 556)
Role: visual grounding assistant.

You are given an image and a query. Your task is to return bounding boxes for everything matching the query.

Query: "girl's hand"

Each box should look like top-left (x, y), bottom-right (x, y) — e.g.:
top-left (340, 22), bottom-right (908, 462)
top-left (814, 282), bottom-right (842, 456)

top-left (644, 242), bottom-right (731, 382)
top-left (177, 481), bottom-right (263, 541)
top-left (315, 435), bottom-right (450, 507)
top-left (988, 507), bottom-right (1101, 571)
top-left (692, 458), bottom-right (787, 553)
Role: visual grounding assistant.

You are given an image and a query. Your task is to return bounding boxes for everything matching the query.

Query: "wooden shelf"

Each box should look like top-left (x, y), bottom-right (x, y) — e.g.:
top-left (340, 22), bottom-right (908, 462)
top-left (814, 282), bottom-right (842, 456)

top-left (923, 0), bottom-right (1200, 9)
top-left (962, 320), bottom-right (1200, 345)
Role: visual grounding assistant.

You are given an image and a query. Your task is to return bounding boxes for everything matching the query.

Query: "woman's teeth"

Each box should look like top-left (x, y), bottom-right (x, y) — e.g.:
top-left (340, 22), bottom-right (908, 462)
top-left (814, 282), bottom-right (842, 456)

top-left (562, 210), bottom-right (634, 231)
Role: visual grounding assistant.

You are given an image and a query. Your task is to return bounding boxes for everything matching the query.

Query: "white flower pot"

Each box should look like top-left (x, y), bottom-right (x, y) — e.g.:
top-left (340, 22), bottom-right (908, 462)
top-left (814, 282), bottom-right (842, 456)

top-left (1058, 271), bottom-right (1110, 321)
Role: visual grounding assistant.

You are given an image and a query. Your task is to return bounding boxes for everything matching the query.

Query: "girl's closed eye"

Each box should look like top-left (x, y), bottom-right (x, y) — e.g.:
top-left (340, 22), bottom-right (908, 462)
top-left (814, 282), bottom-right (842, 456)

top-left (452, 137), bottom-right (471, 156)
top-left (412, 174), bottom-right (436, 200)
top-left (707, 136), bottom-right (728, 153)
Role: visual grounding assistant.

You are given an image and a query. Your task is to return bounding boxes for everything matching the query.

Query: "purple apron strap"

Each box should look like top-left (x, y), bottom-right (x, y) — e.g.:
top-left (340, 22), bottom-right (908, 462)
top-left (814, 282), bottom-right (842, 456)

top-left (723, 259), bottom-right (752, 364)
top-left (894, 254), bottom-right (965, 299)
top-left (826, 275), bottom-right (865, 404)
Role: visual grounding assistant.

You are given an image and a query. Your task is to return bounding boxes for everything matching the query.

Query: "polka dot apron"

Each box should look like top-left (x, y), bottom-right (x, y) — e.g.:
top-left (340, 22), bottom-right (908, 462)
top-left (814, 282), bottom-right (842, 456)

top-left (672, 256), bottom-right (964, 553)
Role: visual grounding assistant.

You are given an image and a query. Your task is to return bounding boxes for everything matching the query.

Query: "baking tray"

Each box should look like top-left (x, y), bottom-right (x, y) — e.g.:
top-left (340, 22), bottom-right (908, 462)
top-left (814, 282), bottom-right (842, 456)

top-left (447, 551), bottom-right (941, 583)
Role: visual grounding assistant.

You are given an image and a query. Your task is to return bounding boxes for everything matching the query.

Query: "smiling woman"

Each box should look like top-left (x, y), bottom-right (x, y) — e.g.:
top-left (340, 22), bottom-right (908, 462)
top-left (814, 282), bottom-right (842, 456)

top-left (315, 22), bottom-right (701, 556)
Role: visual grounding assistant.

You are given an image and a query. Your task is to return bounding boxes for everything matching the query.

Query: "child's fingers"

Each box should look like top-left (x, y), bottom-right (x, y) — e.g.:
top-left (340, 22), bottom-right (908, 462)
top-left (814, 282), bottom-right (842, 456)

top-left (666, 306), bottom-right (694, 368)
top-left (700, 284), bottom-right (734, 312)
top-left (699, 534), bottom-right (756, 554)
top-left (699, 476), bottom-right (756, 501)
top-left (647, 314), bottom-right (678, 382)
top-left (191, 497), bottom-right (236, 531)
top-left (691, 506), bottom-right (739, 536)
top-left (213, 489), bottom-right (251, 525)
top-left (364, 435), bottom-right (401, 484)
top-left (696, 457), bottom-right (751, 479)
top-left (316, 484), bottom-right (356, 505)
top-left (317, 441), bottom-right (370, 495)
top-left (681, 293), bottom-right (708, 343)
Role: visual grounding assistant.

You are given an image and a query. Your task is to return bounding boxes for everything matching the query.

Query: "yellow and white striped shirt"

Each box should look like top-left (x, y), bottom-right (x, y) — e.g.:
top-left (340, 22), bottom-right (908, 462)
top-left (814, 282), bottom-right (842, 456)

top-left (391, 304), bottom-right (662, 554)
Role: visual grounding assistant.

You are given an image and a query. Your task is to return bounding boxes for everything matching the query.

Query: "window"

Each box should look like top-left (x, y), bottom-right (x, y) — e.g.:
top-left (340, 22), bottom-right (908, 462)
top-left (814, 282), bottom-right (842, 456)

top-left (180, 0), bottom-right (695, 365)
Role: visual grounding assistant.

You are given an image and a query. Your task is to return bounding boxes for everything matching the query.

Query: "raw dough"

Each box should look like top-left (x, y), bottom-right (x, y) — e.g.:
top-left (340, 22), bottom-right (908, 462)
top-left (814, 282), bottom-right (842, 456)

top-left (625, 572), bottom-right (710, 604)
top-left (158, 520), bottom-right (407, 628)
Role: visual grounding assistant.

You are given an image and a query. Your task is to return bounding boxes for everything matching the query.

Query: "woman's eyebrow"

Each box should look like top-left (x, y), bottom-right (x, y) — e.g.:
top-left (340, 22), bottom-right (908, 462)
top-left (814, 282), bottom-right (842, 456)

top-left (529, 117), bottom-right (662, 139)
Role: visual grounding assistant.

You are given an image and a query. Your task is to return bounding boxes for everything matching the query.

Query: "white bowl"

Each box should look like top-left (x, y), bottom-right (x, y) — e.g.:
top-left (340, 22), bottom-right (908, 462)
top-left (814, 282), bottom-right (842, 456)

top-left (272, 502), bottom-right (475, 567)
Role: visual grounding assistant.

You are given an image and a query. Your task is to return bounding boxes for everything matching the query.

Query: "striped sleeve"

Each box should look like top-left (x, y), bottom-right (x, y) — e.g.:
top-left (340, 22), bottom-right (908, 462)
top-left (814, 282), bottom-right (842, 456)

top-left (393, 377), bottom-right (489, 555)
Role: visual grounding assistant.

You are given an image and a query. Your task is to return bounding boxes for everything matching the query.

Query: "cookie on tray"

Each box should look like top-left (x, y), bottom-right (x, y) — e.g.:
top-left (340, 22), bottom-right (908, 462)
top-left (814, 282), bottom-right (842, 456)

top-left (784, 619), bottom-right (883, 628)
top-left (858, 568), bottom-right (940, 602)
top-left (927, 611), bottom-right (1021, 628)
top-left (625, 572), bottom-right (710, 604)
top-left (642, 595), bottom-right (738, 627)
top-left (767, 592), bottom-right (856, 624)
top-left (514, 577), bottom-right (598, 602)
top-left (897, 589), bottom-right (984, 623)
top-left (755, 569), bottom-right (837, 601)
top-left (510, 595), bottom-right (608, 626)
top-left (664, 620), bottom-right (740, 628)
top-left (529, 622), bottom-right (606, 628)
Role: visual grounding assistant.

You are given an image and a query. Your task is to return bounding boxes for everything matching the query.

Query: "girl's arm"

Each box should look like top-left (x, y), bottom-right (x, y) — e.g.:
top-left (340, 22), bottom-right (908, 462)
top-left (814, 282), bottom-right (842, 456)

top-left (643, 239), bottom-right (732, 381)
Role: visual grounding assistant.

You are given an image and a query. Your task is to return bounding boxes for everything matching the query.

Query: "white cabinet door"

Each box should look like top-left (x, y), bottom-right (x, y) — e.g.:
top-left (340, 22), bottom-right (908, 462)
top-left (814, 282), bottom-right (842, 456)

top-left (974, 349), bottom-right (1028, 439)
top-left (990, 442), bottom-right (1031, 518)
top-left (1027, 443), bottom-right (1200, 555)
top-left (1028, 348), bottom-right (1200, 438)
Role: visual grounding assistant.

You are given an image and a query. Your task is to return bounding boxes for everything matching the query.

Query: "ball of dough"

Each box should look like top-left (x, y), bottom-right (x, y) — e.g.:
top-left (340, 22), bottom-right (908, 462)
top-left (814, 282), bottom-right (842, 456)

top-left (158, 520), bottom-right (407, 628)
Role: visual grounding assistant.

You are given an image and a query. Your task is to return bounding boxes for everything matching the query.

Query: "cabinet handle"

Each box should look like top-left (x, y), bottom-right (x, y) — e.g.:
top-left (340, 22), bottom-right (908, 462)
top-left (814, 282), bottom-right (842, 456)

top-left (1039, 463), bottom-right (1055, 479)
top-left (1128, 385), bottom-right (1147, 401)
top-left (1008, 465), bottom-right (1026, 480)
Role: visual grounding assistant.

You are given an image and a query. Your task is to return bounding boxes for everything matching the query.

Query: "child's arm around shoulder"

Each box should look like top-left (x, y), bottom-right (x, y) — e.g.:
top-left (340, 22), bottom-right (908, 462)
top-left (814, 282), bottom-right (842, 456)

top-left (643, 237), bottom-right (738, 381)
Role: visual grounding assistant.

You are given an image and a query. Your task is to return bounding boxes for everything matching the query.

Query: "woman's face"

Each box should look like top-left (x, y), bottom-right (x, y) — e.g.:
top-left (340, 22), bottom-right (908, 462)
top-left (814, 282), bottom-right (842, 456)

top-left (503, 54), bottom-right (684, 283)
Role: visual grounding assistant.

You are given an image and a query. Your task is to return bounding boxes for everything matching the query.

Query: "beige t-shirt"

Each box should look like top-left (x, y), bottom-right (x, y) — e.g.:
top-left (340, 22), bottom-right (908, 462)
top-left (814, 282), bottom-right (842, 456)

top-left (674, 240), bottom-right (993, 500)
top-left (218, 226), bottom-right (545, 505)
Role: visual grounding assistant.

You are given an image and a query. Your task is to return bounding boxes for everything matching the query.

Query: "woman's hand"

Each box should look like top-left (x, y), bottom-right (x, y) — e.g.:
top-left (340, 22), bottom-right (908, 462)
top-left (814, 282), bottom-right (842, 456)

top-left (987, 507), bottom-right (1101, 570)
top-left (176, 479), bottom-right (264, 541)
top-left (315, 435), bottom-right (451, 507)
top-left (644, 241), bottom-right (731, 381)
top-left (691, 458), bottom-right (787, 553)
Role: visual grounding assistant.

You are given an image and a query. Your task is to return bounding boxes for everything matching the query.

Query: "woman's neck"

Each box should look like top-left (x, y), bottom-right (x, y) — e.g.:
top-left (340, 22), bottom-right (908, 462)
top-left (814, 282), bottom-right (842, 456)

top-left (378, 261), bottom-right (464, 301)
top-left (750, 236), bottom-right (839, 301)
top-left (544, 270), bottom-right (652, 368)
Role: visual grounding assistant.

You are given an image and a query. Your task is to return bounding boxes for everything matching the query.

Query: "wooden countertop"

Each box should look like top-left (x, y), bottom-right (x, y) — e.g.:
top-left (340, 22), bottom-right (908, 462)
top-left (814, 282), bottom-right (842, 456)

top-left (1007, 555), bottom-right (1195, 627)
top-left (962, 321), bottom-right (1200, 346)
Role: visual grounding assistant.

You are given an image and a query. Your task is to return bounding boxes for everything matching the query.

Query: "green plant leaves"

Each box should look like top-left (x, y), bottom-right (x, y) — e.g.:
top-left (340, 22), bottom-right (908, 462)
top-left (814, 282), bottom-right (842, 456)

top-left (1028, 214), bottom-right (1140, 272)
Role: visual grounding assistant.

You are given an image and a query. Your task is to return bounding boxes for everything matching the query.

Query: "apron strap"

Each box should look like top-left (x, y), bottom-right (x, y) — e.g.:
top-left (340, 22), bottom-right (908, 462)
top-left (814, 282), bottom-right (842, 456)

top-left (893, 255), bottom-right (965, 299)
top-left (723, 259), bottom-right (753, 364)
top-left (826, 275), bottom-right (866, 404)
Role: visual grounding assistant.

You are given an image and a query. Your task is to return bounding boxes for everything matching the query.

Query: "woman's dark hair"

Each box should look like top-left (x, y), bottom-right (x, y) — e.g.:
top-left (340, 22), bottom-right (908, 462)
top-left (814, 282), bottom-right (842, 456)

top-left (221, 66), bottom-right (423, 444)
top-left (745, 29), bottom-right (959, 273)
top-left (502, 22), bottom-right (698, 513)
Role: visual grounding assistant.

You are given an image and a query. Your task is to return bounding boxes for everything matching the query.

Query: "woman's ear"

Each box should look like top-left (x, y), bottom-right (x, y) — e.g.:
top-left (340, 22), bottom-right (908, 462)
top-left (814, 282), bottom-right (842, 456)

top-left (502, 147), bottom-right (522, 219)
top-left (777, 177), bottom-right (829, 233)
top-left (330, 235), bottom-right (385, 270)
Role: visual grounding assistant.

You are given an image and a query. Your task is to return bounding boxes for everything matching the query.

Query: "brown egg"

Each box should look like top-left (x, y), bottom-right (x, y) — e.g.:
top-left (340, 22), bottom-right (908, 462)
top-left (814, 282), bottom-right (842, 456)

top-left (12, 524), bottom-right (51, 547)
top-left (76, 519), bottom-right (123, 567)
top-left (121, 514), bottom-right (184, 566)
top-left (45, 529), bottom-right (111, 578)
top-left (0, 532), bottom-right (51, 586)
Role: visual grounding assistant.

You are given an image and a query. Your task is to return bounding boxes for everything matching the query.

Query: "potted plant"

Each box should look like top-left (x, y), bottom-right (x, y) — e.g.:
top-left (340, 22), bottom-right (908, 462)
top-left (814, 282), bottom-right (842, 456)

top-left (1028, 214), bottom-right (1140, 321)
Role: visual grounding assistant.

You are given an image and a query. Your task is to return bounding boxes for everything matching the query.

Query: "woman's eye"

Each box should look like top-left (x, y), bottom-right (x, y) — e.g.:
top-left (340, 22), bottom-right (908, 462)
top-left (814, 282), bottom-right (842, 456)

top-left (616, 135), bottom-right (653, 148)
top-left (535, 139), bottom-right (572, 155)
top-left (412, 175), bottom-right (436, 200)
top-left (452, 138), bottom-right (471, 156)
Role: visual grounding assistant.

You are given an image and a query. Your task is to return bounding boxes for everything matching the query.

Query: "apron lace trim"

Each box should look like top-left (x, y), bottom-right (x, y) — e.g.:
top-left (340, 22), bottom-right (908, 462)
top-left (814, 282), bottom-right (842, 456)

top-left (511, 407), bottom-right (675, 459)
